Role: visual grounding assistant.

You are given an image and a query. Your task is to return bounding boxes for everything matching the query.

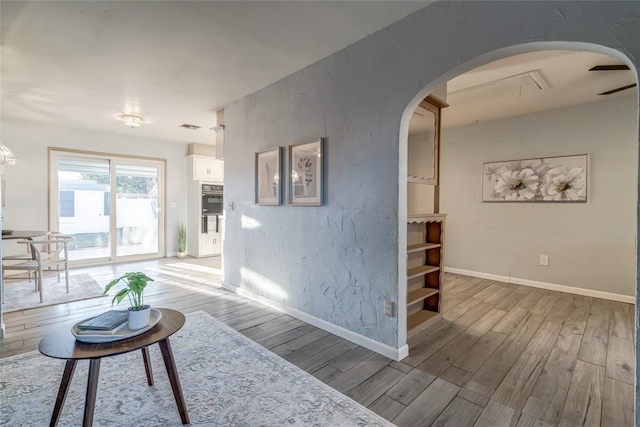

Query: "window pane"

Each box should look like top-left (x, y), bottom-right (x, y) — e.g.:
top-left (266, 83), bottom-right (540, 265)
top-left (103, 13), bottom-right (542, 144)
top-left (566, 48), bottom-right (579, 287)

top-left (59, 191), bottom-right (75, 217)
top-left (58, 158), bottom-right (110, 260)
top-left (115, 164), bottom-right (159, 257)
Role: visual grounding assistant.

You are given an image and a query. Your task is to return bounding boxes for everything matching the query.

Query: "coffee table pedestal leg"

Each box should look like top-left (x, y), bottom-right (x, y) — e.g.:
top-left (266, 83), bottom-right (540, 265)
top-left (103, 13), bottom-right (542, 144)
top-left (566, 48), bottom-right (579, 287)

top-left (83, 358), bottom-right (101, 427)
top-left (49, 360), bottom-right (77, 427)
top-left (159, 338), bottom-right (190, 424)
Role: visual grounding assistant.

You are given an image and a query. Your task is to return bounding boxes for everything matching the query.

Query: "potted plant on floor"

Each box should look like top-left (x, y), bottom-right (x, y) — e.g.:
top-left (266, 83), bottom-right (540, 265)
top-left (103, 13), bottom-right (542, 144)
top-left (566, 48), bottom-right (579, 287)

top-left (177, 222), bottom-right (187, 259)
top-left (103, 272), bottom-right (155, 330)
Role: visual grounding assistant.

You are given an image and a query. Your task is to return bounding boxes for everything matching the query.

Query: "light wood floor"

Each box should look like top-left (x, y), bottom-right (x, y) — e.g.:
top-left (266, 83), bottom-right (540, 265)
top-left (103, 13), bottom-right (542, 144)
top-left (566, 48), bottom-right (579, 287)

top-left (1, 257), bottom-right (634, 426)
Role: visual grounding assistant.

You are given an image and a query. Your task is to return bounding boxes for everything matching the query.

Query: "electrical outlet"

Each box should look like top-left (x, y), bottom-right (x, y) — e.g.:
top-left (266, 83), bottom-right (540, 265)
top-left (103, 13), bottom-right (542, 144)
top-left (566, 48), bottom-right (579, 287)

top-left (384, 300), bottom-right (394, 317)
top-left (539, 255), bottom-right (549, 266)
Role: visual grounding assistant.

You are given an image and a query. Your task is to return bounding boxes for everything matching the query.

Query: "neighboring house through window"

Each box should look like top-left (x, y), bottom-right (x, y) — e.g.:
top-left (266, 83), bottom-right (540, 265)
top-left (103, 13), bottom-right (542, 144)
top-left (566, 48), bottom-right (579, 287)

top-left (59, 190), bottom-right (75, 217)
top-left (104, 191), bottom-right (110, 216)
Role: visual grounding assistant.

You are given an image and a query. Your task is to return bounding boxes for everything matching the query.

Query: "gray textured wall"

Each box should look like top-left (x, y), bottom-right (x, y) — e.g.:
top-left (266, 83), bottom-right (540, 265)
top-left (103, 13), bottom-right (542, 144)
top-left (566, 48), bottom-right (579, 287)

top-left (223, 1), bottom-right (640, 355)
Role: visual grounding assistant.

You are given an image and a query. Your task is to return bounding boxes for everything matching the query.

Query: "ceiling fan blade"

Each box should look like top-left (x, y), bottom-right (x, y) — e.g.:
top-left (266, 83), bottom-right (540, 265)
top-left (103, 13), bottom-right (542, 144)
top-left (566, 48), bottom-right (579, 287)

top-left (589, 65), bottom-right (630, 71)
top-left (598, 83), bottom-right (637, 95)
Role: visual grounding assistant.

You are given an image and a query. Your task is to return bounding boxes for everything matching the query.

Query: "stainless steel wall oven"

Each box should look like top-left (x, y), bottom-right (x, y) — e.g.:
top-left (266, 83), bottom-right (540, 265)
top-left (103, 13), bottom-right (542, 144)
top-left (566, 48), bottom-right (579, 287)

top-left (202, 184), bottom-right (223, 233)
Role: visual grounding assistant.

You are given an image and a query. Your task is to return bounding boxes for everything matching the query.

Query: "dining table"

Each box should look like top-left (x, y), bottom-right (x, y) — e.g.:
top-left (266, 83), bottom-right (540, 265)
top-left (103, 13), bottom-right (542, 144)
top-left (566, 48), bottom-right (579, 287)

top-left (1, 230), bottom-right (50, 240)
top-left (1, 230), bottom-right (50, 260)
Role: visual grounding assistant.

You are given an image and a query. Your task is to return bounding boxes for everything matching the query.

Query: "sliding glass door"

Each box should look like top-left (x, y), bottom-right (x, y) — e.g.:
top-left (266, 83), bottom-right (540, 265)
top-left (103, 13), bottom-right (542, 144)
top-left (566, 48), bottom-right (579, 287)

top-left (115, 163), bottom-right (159, 257)
top-left (50, 150), bottom-right (165, 264)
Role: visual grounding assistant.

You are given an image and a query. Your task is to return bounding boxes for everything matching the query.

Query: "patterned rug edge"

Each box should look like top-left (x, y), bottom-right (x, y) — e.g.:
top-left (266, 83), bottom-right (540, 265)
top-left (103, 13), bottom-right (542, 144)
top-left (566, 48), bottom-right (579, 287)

top-left (190, 310), bottom-right (394, 426)
top-left (3, 293), bottom-right (109, 314)
top-left (1, 309), bottom-right (393, 426)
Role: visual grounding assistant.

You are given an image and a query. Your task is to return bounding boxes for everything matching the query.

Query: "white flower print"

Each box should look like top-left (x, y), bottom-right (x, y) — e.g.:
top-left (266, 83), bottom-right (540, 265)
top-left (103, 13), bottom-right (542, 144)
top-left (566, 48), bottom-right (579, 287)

top-left (483, 163), bottom-right (505, 182)
top-left (541, 166), bottom-right (586, 201)
top-left (494, 168), bottom-right (539, 200)
top-left (520, 159), bottom-right (552, 179)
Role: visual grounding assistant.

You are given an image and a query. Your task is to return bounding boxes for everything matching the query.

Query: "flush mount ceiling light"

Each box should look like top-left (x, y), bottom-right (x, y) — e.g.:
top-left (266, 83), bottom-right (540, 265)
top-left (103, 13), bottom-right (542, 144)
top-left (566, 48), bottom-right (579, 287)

top-left (122, 115), bottom-right (144, 128)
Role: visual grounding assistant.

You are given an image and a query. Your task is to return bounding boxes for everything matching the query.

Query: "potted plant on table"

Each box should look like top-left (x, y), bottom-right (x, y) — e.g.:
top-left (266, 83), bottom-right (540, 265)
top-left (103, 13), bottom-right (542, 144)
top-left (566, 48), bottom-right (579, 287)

top-left (177, 223), bottom-right (187, 259)
top-left (103, 272), bottom-right (155, 330)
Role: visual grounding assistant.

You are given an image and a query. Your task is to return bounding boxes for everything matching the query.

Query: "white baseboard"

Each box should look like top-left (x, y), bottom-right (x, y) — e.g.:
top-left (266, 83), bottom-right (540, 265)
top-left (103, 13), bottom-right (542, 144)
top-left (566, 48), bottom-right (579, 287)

top-left (222, 282), bottom-right (408, 361)
top-left (444, 267), bottom-right (635, 304)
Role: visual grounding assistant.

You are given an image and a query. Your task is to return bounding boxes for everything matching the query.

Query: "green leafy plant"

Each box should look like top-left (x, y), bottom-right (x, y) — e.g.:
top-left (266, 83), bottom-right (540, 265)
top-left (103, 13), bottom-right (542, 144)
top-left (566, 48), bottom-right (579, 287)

top-left (103, 272), bottom-right (154, 310)
top-left (177, 223), bottom-right (187, 253)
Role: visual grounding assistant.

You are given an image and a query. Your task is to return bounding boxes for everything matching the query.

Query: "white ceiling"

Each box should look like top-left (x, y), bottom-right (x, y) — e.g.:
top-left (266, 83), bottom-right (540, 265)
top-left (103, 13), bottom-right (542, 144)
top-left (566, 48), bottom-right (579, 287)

top-left (4, 4), bottom-right (637, 145)
top-left (1, 1), bottom-right (429, 145)
top-left (442, 50), bottom-right (637, 129)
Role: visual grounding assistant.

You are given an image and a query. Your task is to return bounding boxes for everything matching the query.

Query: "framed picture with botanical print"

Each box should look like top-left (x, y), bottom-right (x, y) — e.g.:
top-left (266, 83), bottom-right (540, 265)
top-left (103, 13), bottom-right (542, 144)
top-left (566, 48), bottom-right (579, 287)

top-left (255, 147), bottom-right (282, 205)
top-left (289, 139), bottom-right (324, 206)
top-left (482, 154), bottom-right (588, 202)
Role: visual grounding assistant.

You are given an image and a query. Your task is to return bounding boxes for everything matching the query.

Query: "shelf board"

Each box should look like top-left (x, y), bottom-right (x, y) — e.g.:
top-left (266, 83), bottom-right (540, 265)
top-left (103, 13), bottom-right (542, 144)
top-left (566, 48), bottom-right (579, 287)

top-left (407, 242), bottom-right (441, 253)
top-left (407, 310), bottom-right (440, 335)
top-left (407, 176), bottom-right (434, 185)
top-left (407, 265), bottom-right (440, 279)
top-left (407, 288), bottom-right (439, 306)
top-left (407, 214), bottom-right (447, 224)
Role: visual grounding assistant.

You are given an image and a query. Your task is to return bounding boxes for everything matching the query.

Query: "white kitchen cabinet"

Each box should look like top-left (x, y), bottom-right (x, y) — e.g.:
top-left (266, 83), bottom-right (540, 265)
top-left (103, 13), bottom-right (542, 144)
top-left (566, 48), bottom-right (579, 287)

top-left (186, 154), bottom-right (224, 258)
top-left (200, 232), bottom-right (222, 256)
top-left (192, 156), bottom-right (223, 182)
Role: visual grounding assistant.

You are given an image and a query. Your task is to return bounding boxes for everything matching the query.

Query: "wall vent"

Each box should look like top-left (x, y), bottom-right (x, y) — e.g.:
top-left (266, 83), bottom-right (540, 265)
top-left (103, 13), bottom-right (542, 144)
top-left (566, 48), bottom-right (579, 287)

top-left (180, 124), bottom-right (201, 130)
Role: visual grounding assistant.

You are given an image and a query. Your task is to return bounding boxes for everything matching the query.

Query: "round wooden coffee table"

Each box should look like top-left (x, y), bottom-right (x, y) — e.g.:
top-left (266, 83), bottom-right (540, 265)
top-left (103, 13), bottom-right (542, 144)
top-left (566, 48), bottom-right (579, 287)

top-left (39, 308), bottom-right (189, 427)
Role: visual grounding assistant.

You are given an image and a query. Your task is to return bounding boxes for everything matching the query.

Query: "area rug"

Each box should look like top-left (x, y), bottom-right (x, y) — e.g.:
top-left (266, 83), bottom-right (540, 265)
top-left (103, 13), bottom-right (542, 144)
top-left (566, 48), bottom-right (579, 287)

top-left (0, 311), bottom-right (393, 426)
top-left (2, 273), bottom-right (108, 313)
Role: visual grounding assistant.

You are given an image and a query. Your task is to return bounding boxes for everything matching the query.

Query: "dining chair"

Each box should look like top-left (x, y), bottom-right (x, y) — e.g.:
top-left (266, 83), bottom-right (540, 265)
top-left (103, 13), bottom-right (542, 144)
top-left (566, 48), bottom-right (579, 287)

top-left (1, 235), bottom-right (74, 304)
top-left (39, 232), bottom-right (69, 282)
top-left (2, 248), bottom-right (36, 284)
top-left (1, 232), bottom-right (62, 284)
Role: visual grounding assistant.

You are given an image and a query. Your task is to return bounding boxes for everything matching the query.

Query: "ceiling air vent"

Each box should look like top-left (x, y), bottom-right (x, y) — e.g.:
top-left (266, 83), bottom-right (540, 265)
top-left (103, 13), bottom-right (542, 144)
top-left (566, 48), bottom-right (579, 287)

top-left (179, 124), bottom-right (201, 130)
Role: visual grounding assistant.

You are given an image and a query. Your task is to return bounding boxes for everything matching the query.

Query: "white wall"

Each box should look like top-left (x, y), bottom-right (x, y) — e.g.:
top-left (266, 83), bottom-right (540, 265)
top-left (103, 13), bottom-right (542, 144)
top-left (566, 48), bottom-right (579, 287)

top-left (441, 96), bottom-right (637, 297)
top-left (1, 118), bottom-right (188, 256)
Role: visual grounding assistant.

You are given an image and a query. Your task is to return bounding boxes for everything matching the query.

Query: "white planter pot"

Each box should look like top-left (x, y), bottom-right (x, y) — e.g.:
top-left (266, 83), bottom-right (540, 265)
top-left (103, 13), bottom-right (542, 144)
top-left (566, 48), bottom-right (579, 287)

top-left (177, 252), bottom-right (186, 259)
top-left (128, 305), bottom-right (151, 330)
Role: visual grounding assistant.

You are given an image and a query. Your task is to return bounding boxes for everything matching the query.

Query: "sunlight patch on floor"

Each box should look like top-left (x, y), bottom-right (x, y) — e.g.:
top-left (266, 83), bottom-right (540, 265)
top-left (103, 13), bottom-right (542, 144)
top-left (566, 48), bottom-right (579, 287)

top-left (141, 265), bottom-right (221, 282)
top-left (167, 281), bottom-right (231, 298)
top-left (168, 262), bottom-right (223, 275)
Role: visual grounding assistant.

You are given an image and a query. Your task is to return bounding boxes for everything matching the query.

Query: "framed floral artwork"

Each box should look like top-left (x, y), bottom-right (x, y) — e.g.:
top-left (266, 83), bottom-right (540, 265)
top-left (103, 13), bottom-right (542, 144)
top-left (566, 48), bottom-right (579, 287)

top-left (289, 139), bottom-right (324, 206)
top-left (482, 154), bottom-right (588, 202)
top-left (255, 147), bottom-right (282, 205)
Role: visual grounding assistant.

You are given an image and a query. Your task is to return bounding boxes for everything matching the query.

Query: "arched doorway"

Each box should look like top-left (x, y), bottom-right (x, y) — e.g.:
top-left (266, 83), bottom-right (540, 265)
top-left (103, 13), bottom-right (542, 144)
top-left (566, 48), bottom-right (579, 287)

top-left (396, 43), bottom-right (638, 424)
top-left (398, 41), bottom-right (638, 350)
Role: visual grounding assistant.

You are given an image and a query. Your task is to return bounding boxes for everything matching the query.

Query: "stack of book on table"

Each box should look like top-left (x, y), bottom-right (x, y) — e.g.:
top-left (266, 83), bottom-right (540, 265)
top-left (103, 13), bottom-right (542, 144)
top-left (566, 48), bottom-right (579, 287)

top-left (76, 310), bottom-right (129, 335)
